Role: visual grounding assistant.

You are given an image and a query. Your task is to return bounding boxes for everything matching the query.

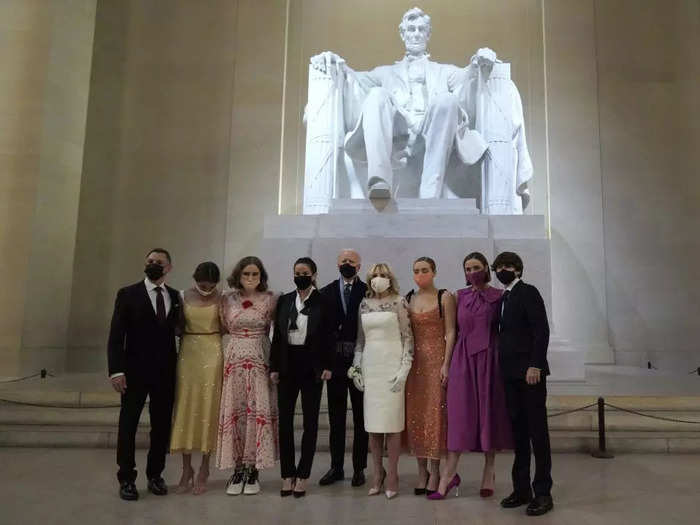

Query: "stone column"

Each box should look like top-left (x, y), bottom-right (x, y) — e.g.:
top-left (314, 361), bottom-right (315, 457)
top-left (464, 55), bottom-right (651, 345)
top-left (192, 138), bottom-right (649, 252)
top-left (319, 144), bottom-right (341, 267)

top-left (544, 0), bottom-right (613, 364)
top-left (0, 1), bottom-right (97, 376)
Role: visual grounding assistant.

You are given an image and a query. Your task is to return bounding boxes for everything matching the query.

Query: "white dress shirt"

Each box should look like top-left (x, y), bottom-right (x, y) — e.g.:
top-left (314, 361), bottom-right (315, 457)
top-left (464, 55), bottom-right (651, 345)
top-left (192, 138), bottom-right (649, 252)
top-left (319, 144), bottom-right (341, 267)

top-left (500, 277), bottom-right (520, 316)
top-left (144, 277), bottom-right (172, 316)
top-left (288, 288), bottom-right (314, 346)
top-left (110, 278), bottom-right (171, 379)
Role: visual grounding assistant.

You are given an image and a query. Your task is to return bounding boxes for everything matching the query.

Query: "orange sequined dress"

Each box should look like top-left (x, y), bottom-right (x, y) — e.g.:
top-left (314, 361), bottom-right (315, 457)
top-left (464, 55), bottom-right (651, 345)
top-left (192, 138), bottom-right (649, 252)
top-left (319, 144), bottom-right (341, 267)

top-left (405, 305), bottom-right (447, 459)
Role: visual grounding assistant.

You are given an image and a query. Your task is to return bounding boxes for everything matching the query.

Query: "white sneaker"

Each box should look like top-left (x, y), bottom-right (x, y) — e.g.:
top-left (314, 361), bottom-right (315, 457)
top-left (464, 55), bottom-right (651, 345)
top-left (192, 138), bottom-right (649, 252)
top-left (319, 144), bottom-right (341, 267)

top-left (226, 469), bottom-right (245, 495)
top-left (243, 468), bottom-right (260, 495)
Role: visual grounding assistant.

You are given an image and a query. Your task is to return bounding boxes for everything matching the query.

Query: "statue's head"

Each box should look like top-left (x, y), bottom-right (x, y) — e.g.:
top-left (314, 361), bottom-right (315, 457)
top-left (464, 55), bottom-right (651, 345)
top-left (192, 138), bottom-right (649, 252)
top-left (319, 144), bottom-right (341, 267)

top-left (399, 7), bottom-right (431, 55)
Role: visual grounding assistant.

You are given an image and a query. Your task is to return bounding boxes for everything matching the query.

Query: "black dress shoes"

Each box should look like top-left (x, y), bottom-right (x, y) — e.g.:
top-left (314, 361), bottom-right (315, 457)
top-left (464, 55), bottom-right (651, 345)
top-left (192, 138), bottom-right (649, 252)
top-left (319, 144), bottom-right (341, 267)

top-left (319, 468), bottom-right (344, 486)
top-left (119, 481), bottom-right (139, 501)
top-left (526, 495), bottom-right (554, 516)
top-left (147, 477), bottom-right (168, 496)
top-left (500, 491), bottom-right (533, 508)
top-left (351, 470), bottom-right (366, 487)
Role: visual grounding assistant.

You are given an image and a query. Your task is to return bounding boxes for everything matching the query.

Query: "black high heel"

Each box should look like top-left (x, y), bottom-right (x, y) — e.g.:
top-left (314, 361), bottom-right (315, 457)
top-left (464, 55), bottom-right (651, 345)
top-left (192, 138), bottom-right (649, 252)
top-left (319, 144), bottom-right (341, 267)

top-left (280, 477), bottom-right (295, 497)
top-left (293, 478), bottom-right (307, 498)
top-left (414, 472), bottom-right (429, 495)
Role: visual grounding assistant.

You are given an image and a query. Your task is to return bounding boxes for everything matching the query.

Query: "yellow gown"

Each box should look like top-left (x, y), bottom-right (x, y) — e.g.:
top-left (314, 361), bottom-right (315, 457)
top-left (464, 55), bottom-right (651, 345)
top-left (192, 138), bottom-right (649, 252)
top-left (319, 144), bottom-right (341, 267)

top-left (170, 301), bottom-right (223, 454)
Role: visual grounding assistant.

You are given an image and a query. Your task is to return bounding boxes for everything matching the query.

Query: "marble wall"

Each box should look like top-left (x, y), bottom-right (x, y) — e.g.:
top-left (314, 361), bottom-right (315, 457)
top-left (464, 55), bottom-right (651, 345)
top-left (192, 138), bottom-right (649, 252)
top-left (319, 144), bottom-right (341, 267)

top-left (595, 0), bottom-right (700, 370)
top-left (0, 0), bottom-right (97, 376)
top-left (1, 0), bottom-right (698, 377)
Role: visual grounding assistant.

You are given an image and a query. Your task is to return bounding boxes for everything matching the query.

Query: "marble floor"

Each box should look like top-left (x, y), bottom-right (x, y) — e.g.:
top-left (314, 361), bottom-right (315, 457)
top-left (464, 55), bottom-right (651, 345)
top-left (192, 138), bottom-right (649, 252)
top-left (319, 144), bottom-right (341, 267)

top-left (1, 449), bottom-right (698, 525)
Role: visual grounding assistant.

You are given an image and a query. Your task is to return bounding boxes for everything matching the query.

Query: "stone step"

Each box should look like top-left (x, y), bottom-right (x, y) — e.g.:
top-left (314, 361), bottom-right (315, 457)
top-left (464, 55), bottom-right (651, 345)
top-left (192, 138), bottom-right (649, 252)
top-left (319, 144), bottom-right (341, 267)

top-left (2, 396), bottom-right (700, 453)
top-left (2, 423), bottom-right (699, 453)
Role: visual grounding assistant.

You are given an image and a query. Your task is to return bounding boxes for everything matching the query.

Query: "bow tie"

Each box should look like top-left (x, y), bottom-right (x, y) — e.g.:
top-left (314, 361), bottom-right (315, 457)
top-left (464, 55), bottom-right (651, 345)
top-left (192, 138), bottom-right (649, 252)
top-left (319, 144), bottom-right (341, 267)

top-left (289, 297), bottom-right (312, 331)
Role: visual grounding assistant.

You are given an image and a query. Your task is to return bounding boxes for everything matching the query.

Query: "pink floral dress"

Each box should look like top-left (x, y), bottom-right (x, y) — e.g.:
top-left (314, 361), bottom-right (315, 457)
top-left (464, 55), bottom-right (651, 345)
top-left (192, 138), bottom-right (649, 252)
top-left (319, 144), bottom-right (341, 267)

top-left (216, 291), bottom-right (279, 470)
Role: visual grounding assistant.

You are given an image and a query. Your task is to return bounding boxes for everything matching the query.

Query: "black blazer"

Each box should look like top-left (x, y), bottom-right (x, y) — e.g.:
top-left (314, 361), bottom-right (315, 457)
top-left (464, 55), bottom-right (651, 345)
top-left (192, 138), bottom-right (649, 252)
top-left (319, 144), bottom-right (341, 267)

top-left (270, 289), bottom-right (335, 378)
top-left (107, 281), bottom-right (181, 381)
top-left (497, 280), bottom-right (550, 379)
top-left (319, 278), bottom-right (367, 343)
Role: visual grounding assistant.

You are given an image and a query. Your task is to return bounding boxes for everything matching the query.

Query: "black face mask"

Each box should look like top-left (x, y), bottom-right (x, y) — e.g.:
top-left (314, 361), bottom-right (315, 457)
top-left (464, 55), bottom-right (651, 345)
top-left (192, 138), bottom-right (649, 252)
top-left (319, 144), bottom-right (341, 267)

top-left (339, 263), bottom-right (357, 279)
top-left (496, 269), bottom-right (517, 286)
top-left (145, 263), bottom-right (165, 281)
top-left (294, 275), bottom-right (313, 290)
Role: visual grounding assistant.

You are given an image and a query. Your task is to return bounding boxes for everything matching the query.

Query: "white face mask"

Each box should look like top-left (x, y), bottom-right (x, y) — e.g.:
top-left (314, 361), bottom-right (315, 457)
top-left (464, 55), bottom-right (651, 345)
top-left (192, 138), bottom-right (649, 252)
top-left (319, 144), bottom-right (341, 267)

top-left (371, 276), bottom-right (391, 294)
top-left (195, 284), bottom-right (216, 297)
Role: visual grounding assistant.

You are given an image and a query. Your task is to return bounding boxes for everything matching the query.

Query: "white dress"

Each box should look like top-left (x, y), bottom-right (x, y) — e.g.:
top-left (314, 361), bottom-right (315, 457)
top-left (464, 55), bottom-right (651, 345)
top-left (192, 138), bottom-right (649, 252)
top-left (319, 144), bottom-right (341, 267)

top-left (355, 296), bottom-right (414, 433)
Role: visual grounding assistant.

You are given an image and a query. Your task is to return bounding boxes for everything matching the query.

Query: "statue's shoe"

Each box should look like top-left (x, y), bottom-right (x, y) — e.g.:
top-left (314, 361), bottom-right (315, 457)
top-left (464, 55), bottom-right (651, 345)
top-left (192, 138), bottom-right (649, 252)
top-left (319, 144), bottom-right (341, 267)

top-left (368, 182), bottom-right (391, 199)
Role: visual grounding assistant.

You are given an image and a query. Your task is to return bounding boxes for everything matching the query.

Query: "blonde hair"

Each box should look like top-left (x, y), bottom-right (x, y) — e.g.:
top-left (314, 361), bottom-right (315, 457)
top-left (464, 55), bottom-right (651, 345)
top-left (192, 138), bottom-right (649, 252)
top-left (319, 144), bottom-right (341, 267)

top-left (365, 262), bottom-right (400, 298)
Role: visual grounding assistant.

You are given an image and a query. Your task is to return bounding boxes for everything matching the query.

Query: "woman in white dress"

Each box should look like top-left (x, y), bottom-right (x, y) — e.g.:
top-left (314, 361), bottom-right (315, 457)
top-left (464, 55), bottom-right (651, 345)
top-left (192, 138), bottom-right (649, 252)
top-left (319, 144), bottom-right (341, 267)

top-left (348, 263), bottom-right (413, 499)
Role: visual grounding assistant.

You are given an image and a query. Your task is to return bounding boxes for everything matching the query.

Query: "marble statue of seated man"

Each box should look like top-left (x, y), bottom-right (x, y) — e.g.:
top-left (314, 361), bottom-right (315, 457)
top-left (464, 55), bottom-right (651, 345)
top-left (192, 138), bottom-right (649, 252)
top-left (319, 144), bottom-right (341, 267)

top-left (311, 7), bottom-right (492, 199)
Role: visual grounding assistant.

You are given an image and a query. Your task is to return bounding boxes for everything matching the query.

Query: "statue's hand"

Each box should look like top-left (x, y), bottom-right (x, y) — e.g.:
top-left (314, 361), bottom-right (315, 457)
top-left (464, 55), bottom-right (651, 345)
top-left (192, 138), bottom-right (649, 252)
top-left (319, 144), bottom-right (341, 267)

top-left (474, 47), bottom-right (497, 67)
top-left (310, 51), bottom-right (346, 75)
top-left (520, 187), bottom-right (531, 210)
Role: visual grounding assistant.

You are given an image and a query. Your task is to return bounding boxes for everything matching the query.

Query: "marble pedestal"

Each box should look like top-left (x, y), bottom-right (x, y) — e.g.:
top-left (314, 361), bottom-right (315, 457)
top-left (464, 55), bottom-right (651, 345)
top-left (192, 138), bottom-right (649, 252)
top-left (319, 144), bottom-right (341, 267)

top-left (259, 200), bottom-right (584, 380)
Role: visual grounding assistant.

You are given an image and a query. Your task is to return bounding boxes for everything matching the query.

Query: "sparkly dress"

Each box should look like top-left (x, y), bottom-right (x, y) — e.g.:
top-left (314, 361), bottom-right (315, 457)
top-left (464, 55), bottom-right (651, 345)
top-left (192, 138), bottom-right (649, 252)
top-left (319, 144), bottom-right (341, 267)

top-left (170, 300), bottom-right (223, 454)
top-left (355, 296), bottom-right (414, 433)
top-left (216, 291), bottom-right (279, 470)
top-left (405, 302), bottom-right (447, 459)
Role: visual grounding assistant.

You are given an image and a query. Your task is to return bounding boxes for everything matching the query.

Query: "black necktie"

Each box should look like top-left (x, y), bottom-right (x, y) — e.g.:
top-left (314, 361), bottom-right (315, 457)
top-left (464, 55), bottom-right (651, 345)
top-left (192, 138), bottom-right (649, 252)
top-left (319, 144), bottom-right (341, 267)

top-left (502, 289), bottom-right (511, 304)
top-left (154, 287), bottom-right (166, 323)
top-left (289, 300), bottom-right (299, 331)
top-left (499, 290), bottom-right (511, 332)
top-left (343, 283), bottom-right (352, 313)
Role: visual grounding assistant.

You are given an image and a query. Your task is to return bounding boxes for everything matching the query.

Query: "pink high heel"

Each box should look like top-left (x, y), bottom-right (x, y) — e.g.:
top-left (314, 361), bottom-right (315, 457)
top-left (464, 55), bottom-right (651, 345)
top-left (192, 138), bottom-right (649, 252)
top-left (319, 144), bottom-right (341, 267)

top-left (427, 474), bottom-right (461, 500)
top-left (480, 473), bottom-right (495, 498)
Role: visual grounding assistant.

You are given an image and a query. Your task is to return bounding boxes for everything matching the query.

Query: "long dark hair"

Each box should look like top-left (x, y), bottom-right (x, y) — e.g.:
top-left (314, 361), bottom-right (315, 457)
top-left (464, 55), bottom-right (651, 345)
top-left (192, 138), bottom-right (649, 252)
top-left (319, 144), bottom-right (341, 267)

top-left (462, 252), bottom-right (491, 283)
top-left (193, 261), bottom-right (220, 283)
top-left (294, 257), bottom-right (318, 286)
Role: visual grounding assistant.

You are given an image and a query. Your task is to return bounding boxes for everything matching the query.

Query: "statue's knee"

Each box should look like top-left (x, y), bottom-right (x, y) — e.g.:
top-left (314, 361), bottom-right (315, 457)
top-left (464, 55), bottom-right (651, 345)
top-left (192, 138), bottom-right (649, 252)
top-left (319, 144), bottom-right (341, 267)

top-left (364, 87), bottom-right (391, 108)
top-left (433, 92), bottom-right (458, 113)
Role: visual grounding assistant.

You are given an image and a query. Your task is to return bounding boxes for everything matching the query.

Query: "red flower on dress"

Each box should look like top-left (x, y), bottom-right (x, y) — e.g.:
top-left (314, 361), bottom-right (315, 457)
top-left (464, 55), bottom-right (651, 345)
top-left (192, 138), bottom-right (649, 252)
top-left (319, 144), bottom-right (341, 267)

top-left (242, 300), bottom-right (253, 309)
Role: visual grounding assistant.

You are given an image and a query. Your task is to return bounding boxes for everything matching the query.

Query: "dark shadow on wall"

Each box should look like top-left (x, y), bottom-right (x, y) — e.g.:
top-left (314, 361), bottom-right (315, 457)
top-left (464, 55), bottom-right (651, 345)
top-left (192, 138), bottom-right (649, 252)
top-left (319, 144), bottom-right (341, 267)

top-left (66, 1), bottom-right (130, 372)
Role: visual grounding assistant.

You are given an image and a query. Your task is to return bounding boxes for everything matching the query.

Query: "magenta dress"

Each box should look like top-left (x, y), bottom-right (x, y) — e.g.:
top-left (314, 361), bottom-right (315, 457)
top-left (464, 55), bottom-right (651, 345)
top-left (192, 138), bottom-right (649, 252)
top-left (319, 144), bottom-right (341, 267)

top-left (446, 287), bottom-right (513, 452)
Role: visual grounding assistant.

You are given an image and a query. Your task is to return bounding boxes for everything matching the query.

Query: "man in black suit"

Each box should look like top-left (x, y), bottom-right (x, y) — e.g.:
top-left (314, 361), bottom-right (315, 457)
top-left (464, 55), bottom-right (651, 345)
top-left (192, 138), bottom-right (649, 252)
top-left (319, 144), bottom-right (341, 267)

top-left (493, 251), bottom-right (553, 516)
top-left (108, 248), bottom-right (181, 501)
top-left (318, 249), bottom-right (369, 488)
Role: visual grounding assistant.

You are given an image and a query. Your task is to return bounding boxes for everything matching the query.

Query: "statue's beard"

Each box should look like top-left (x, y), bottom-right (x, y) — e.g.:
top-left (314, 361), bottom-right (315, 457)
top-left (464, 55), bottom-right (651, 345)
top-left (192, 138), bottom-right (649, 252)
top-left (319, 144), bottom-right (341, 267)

top-left (405, 42), bottom-right (427, 55)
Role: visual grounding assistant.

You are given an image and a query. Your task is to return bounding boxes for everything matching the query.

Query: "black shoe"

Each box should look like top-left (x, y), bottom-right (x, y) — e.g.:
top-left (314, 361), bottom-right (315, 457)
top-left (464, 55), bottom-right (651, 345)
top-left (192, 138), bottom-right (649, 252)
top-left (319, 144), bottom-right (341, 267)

top-left (147, 477), bottom-right (168, 496)
top-left (500, 491), bottom-right (533, 508)
top-left (119, 481), bottom-right (139, 501)
top-left (351, 470), bottom-right (366, 487)
top-left (319, 468), bottom-right (344, 486)
top-left (526, 495), bottom-right (554, 516)
top-left (425, 489), bottom-right (436, 496)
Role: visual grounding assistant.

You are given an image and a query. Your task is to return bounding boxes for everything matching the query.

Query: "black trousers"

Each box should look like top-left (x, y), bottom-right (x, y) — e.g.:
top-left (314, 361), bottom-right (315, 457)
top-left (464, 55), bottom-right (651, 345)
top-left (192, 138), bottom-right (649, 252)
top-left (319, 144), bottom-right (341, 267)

top-left (503, 376), bottom-right (553, 497)
top-left (278, 346), bottom-right (323, 479)
top-left (327, 367), bottom-right (368, 472)
top-left (116, 377), bottom-right (175, 483)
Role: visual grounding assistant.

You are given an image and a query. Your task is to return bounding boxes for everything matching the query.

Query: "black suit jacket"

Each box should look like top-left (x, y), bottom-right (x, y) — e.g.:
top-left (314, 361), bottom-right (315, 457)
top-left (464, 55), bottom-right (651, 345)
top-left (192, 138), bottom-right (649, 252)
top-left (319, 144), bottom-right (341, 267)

top-left (497, 280), bottom-right (550, 379)
top-left (107, 281), bottom-right (181, 381)
top-left (270, 289), bottom-right (335, 378)
top-left (319, 278), bottom-right (367, 343)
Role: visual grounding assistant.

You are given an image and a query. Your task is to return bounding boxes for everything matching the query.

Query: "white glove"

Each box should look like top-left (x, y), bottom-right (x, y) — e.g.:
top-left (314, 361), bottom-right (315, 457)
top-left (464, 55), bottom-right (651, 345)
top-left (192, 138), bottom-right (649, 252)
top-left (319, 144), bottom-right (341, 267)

top-left (388, 364), bottom-right (411, 393)
top-left (347, 352), bottom-right (364, 391)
